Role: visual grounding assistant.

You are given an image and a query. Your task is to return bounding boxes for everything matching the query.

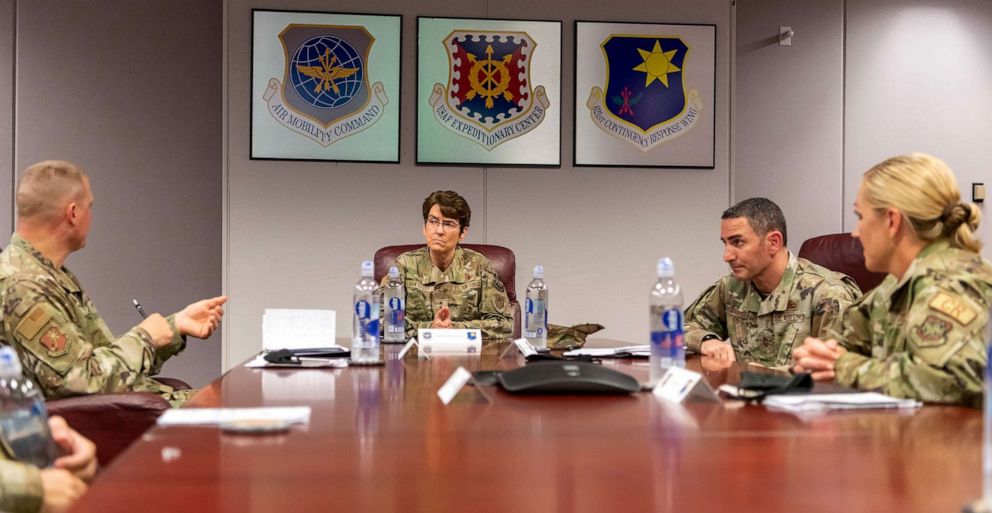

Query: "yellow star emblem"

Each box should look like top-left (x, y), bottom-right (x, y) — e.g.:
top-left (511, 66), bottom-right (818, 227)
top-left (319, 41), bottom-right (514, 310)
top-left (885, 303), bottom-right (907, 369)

top-left (632, 40), bottom-right (680, 87)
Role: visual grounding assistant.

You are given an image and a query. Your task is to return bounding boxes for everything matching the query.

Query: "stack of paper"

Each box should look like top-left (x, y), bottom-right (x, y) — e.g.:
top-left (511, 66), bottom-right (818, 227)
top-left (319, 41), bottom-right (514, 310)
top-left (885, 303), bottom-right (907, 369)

top-left (262, 309), bottom-right (336, 351)
top-left (563, 345), bottom-right (650, 358)
top-left (764, 392), bottom-right (921, 412)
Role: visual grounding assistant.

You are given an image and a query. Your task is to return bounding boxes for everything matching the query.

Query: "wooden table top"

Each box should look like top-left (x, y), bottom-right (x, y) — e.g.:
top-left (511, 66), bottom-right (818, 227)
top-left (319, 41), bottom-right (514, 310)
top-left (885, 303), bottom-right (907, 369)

top-left (70, 340), bottom-right (982, 513)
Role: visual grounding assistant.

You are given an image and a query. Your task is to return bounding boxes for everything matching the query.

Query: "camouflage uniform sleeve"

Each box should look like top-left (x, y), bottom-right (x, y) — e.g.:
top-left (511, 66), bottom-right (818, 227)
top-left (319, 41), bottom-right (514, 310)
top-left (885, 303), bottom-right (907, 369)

top-left (834, 284), bottom-right (986, 407)
top-left (0, 459), bottom-right (43, 513)
top-left (683, 279), bottom-right (729, 352)
top-left (1, 279), bottom-right (158, 400)
top-left (809, 276), bottom-right (862, 340)
top-left (150, 314), bottom-right (186, 374)
top-left (450, 261), bottom-right (513, 340)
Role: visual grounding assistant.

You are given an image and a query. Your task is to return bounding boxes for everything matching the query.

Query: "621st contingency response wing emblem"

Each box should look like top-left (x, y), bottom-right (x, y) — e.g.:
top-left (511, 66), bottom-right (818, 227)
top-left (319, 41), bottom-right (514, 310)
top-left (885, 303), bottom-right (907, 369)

top-left (261, 24), bottom-right (388, 147)
top-left (586, 35), bottom-right (703, 152)
top-left (428, 31), bottom-right (550, 150)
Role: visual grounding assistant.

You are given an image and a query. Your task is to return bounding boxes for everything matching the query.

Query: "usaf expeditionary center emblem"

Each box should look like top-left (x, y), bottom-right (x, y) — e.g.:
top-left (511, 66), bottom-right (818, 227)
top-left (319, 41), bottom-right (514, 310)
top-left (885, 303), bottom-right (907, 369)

top-left (428, 31), bottom-right (550, 150)
top-left (586, 36), bottom-right (703, 152)
top-left (262, 24), bottom-right (388, 147)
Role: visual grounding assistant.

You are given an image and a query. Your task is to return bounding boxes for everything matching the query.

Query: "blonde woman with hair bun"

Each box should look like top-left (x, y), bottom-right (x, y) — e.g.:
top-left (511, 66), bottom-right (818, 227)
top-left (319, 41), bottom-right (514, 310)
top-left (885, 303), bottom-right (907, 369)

top-left (793, 153), bottom-right (992, 407)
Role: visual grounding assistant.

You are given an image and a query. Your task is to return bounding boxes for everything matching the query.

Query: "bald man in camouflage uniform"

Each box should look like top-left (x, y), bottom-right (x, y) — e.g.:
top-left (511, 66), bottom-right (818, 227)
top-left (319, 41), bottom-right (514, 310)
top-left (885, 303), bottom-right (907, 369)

top-left (0, 161), bottom-right (225, 407)
top-left (385, 246), bottom-right (513, 340)
top-left (824, 240), bottom-right (992, 407)
top-left (0, 236), bottom-right (196, 406)
top-left (684, 198), bottom-right (861, 368)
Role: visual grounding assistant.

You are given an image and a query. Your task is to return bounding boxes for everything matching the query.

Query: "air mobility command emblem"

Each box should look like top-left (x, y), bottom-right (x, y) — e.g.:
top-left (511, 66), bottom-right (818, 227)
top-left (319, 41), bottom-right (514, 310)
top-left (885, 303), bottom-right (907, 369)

top-left (261, 24), bottom-right (388, 147)
top-left (586, 36), bottom-right (703, 152)
top-left (428, 31), bottom-right (550, 150)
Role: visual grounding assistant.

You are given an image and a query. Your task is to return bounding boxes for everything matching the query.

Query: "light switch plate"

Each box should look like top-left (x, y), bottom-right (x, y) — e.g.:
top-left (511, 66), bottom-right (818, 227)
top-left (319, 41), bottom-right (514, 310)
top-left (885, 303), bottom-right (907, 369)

top-left (974, 183), bottom-right (985, 203)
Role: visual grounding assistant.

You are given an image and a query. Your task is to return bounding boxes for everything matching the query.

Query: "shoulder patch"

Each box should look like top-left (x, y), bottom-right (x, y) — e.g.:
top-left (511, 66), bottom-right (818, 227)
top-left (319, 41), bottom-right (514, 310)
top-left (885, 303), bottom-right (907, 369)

top-left (16, 304), bottom-right (50, 340)
top-left (39, 326), bottom-right (68, 355)
top-left (913, 315), bottom-right (952, 345)
top-left (928, 291), bottom-right (978, 326)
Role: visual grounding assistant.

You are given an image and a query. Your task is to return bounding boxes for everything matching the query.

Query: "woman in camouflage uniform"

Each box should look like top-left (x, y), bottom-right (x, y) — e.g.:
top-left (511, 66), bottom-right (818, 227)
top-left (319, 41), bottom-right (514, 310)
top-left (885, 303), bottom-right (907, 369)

top-left (793, 153), bottom-right (992, 407)
top-left (381, 191), bottom-right (513, 340)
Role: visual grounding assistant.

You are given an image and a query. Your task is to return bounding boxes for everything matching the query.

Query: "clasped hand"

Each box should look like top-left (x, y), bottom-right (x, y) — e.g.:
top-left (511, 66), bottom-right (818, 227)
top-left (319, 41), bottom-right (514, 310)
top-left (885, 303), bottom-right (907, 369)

top-left (791, 336), bottom-right (846, 381)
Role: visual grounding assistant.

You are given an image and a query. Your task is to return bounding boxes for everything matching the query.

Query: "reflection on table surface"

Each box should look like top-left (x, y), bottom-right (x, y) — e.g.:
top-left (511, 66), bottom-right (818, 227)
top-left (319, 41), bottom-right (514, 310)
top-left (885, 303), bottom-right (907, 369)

top-left (70, 337), bottom-right (981, 513)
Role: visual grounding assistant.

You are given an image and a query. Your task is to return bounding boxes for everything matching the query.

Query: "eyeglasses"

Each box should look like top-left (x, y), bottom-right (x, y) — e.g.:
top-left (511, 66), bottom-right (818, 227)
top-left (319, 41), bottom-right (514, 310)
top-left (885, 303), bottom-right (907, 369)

top-left (426, 216), bottom-right (460, 232)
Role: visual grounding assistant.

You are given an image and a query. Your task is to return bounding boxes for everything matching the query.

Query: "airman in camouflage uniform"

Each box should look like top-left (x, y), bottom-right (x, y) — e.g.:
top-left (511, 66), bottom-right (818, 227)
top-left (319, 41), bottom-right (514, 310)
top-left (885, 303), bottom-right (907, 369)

top-left (827, 240), bottom-right (992, 407)
top-left (383, 246), bottom-right (513, 341)
top-left (685, 251), bottom-right (862, 367)
top-left (0, 160), bottom-right (224, 408)
top-left (0, 235), bottom-right (196, 407)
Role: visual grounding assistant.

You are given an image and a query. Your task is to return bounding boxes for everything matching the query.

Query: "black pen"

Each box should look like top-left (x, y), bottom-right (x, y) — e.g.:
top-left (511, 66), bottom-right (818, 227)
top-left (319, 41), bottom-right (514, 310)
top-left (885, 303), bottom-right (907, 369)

top-left (131, 299), bottom-right (148, 319)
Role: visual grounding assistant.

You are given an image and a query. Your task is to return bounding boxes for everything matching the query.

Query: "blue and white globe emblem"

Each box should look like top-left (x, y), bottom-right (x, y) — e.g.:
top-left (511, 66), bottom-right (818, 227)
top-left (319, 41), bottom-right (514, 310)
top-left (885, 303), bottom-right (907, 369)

top-left (290, 35), bottom-right (364, 110)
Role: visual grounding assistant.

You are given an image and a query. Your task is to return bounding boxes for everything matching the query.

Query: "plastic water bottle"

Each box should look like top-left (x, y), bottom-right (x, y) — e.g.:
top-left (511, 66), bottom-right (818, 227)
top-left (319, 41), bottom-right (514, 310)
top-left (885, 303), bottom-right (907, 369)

top-left (649, 257), bottom-right (685, 384)
top-left (383, 266), bottom-right (406, 343)
top-left (352, 261), bottom-right (381, 364)
top-left (525, 265), bottom-right (549, 350)
top-left (0, 347), bottom-right (56, 467)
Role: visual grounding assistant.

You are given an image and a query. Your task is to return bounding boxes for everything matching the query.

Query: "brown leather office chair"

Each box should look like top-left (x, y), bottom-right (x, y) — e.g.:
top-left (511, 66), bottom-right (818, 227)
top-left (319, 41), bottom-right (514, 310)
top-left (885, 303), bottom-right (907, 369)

top-left (798, 233), bottom-right (888, 293)
top-left (46, 377), bottom-right (191, 466)
top-left (374, 244), bottom-right (521, 338)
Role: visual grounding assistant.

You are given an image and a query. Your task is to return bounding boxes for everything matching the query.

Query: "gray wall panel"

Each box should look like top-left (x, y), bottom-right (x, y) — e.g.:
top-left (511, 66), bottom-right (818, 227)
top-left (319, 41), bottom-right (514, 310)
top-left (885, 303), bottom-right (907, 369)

top-left (15, 0), bottom-right (222, 386)
top-left (734, 0), bottom-right (844, 251)
top-left (0, 0), bottom-right (11, 238)
top-left (844, 0), bottom-right (992, 257)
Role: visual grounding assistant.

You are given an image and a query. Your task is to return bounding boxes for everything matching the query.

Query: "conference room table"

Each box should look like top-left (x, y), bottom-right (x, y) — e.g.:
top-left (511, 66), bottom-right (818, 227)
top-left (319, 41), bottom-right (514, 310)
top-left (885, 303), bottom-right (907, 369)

top-left (70, 339), bottom-right (981, 513)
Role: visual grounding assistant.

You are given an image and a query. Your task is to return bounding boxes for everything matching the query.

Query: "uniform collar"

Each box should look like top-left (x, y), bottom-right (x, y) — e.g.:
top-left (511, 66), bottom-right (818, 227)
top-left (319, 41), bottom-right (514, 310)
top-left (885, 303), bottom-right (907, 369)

top-left (9, 234), bottom-right (82, 293)
top-left (888, 239), bottom-right (952, 300)
top-left (746, 250), bottom-right (797, 315)
top-left (419, 246), bottom-right (468, 285)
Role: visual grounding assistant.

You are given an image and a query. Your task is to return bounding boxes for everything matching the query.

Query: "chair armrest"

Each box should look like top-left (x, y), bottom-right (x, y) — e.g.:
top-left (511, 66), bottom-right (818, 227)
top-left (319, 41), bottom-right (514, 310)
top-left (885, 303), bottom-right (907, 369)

top-left (47, 393), bottom-right (171, 466)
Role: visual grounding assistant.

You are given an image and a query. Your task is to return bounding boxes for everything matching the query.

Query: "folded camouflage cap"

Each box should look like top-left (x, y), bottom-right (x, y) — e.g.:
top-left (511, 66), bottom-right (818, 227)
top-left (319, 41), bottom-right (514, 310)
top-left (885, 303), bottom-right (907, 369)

top-left (547, 323), bottom-right (604, 350)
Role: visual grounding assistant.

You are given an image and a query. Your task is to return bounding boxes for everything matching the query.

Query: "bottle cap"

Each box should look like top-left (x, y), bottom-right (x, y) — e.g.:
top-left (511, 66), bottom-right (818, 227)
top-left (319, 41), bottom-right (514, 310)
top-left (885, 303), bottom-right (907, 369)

top-left (388, 266), bottom-right (399, 279)
top-left (532, 265), bottom-right (544, 279)
top-left (361, 260), bottom-right (374, 278)
top-left (657, 257), bottom-right (675, 278)
top-left (0, 347), bottom-right (22, 378)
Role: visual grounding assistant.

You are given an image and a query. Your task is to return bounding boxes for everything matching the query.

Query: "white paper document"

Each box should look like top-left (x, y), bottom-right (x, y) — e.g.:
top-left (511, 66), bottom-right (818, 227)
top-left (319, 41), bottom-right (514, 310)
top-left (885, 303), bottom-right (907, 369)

top-left (262, 309), bottom-right (336, 351)
top-left (157, 407), bottom-right (311, 426)
top-left (563, 345), bottom-right (650, 358)
top-left (763, 393), bottom-right (921, 412)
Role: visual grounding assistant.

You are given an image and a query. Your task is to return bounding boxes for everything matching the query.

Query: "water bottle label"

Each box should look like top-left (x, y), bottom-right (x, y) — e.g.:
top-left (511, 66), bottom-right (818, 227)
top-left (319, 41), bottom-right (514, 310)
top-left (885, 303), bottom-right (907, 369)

top-left (388, 296), bottom-right (403, 312)
top-left (662, 309), bottom-right (683, 332)
top-left (651, 308), bottom-right (684, 355)
top-left (362, 319), bottom-right (379, 343)
top-left (355, 300), bottom-right (370, 319)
